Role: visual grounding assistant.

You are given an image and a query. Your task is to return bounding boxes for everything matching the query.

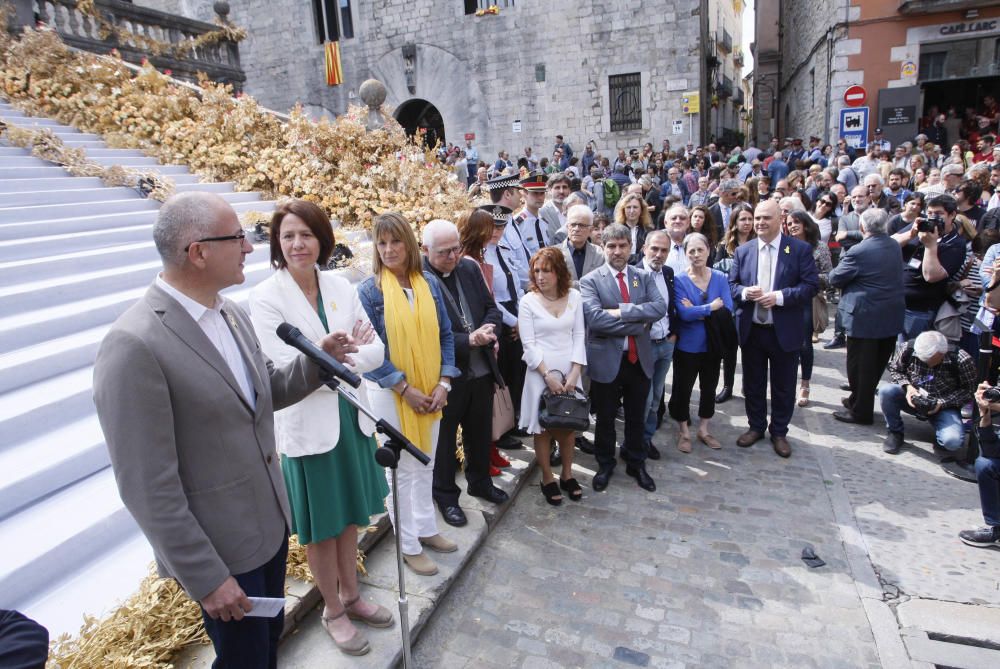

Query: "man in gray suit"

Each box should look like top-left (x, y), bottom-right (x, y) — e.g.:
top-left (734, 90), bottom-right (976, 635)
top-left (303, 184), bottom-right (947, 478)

top-left (539, 172), bottom-right (572, 244)
top-left (93, 192), bottom-right (354, 668)
top-left (829, 207), bottom-right (905, 425)
top-left (560, 204), bottom-right (605, 287)
top-left (581, 223), bottom-right (667, 493)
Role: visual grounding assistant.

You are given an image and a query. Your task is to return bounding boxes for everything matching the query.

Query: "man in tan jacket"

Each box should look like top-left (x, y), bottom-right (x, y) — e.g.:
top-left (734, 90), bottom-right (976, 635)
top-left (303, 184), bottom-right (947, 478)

top-left (93, 192), bottom-right (354, 668)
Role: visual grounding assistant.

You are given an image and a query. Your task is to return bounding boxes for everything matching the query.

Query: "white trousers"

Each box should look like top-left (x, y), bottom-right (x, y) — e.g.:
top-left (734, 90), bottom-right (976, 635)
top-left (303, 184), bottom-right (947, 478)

top-left (368, 384), bottom-right (440, 555)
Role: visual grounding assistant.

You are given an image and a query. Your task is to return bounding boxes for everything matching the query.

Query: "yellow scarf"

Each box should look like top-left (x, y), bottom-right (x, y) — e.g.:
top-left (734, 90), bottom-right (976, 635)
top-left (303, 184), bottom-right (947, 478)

top-left (382, 271), bottom-right (443, 453)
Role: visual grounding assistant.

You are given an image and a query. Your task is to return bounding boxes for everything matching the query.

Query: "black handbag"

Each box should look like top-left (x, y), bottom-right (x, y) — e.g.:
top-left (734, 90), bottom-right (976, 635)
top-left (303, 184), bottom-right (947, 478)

top-left (538, 371), bottom-right (590, 432)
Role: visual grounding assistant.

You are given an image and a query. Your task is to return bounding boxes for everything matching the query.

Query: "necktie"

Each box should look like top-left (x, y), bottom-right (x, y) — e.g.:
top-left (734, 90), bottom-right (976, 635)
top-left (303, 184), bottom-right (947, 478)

top-left (756, 243), bottom-right (772, 324)
top-left (616, 271), bottom-right (638, 364)
top-left (535, 217), bottom-right (547, 248)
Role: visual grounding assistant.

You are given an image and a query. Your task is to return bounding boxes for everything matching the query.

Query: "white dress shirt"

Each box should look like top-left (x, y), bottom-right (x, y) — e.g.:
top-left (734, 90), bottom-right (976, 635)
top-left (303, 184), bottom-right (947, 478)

top-left (643, 258), bottom-right (671, 340)
top-left (156, 274), bottom-right (256, 408)
top-left (740, 237), bottom-right (786, 324)
top-left (665, 239), bottom-right (689, 274)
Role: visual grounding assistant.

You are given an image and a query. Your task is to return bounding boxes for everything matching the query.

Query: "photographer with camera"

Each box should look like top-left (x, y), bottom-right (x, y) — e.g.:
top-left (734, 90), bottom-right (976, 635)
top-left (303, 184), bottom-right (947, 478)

top-left (891, 194), bottom-right (968, 340)
top-left (958, 382), bottom-right (1000, 548)
top-left (878, 330), bottom-right (976, 455)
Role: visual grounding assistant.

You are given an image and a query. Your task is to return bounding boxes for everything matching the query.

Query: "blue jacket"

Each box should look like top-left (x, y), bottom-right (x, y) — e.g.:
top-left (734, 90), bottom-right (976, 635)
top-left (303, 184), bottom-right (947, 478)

top-left (357, 271), bottom-right (461, 387)
top-left (828, 234), bottom-right (905, 339)
top-left (674, 270), bottom-right (733, 353)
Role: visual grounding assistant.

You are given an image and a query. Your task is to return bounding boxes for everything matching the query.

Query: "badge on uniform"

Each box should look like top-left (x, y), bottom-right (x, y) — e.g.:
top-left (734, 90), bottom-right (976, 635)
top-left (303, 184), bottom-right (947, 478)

top-left (784, 245), bottom-right (790, 255)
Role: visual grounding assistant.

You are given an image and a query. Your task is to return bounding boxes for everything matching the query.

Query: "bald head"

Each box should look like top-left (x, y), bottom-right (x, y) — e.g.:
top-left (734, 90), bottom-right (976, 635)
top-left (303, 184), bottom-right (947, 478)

top-left (154, 192), bottom-right (233, 268)
top-left (753, 200), bottom-right (781, 242)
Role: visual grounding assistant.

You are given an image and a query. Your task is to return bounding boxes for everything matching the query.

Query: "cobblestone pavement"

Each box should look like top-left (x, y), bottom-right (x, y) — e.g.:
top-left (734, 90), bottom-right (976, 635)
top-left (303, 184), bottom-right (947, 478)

top-left (411, 342), bottom-right (997, 668)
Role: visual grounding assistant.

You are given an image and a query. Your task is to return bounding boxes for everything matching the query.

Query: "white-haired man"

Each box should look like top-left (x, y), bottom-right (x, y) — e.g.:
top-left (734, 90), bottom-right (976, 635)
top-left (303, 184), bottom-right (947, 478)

top-left (878, 330), bottom-right (976, 455)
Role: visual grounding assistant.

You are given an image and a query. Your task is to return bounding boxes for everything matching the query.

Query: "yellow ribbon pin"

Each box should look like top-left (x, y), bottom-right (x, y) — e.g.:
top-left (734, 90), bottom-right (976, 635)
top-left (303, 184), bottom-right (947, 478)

top-left (329, 301), bottom-right (338, 312)
top-left (632, 280), bottom-right (638, 288)
top-left (784, 245), bottom-right (790, 254)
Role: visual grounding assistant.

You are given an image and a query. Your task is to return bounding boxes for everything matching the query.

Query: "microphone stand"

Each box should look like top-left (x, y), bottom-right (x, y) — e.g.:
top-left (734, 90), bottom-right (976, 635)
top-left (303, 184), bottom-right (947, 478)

top-left (321, 374), bottom-right (429, 668)
top-left (942, 330), bottom-right (992, 483)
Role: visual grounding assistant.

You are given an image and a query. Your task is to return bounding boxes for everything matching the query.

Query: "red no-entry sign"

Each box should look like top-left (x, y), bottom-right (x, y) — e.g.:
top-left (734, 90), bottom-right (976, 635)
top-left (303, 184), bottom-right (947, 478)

top-left (844, 85), bottom-right (867, 107)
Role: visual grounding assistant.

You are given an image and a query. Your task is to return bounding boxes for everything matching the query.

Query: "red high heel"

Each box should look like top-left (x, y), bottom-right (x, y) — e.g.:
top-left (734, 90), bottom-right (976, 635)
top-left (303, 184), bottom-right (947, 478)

top-left (490, 465), bottom-right (502, 477)
top-left (490, 444), bottom-right (511, 468)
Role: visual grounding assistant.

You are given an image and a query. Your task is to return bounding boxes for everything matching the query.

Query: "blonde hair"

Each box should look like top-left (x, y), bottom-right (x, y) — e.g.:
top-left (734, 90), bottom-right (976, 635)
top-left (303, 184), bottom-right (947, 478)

top-left (614, 192), bottom-right (653, 230)
top-left (371, 212), bottom-right (422, 286)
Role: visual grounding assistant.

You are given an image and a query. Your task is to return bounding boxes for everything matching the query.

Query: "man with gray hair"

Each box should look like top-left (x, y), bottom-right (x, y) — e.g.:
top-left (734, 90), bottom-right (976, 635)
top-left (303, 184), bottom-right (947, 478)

top-left (878, 329), bottom-right (976, 455)
top-left (94, 192), bottom-right (351, 667)
top-left (829, 208), bottom-right (905, 425)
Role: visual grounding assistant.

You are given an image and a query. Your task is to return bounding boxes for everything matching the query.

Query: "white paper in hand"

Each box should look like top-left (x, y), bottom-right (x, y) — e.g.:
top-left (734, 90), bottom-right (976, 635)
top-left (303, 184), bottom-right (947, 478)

top-left (244, 596), bottom-right (286, 618)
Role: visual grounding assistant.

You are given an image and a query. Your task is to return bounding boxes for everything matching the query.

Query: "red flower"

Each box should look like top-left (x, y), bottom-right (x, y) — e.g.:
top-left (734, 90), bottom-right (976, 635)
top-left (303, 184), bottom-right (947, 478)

top-left (164, 69), bottom-right (172, 76)
top-left (140, 57), bottom-right (148, 65)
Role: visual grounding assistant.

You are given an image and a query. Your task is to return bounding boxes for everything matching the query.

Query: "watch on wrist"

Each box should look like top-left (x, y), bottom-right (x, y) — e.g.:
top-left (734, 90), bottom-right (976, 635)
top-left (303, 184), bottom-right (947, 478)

top-left (437, 380), bottom-right (452, 392)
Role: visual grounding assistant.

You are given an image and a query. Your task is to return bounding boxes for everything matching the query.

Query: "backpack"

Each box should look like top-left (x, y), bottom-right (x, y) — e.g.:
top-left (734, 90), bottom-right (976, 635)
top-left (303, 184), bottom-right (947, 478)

top-left (602, 178), bottom-right (621, 208)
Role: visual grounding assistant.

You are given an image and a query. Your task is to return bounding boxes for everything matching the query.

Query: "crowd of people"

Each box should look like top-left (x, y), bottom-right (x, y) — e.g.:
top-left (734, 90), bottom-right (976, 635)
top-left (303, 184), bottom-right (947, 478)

top-left (85, 115), bottom-right (1000, 667)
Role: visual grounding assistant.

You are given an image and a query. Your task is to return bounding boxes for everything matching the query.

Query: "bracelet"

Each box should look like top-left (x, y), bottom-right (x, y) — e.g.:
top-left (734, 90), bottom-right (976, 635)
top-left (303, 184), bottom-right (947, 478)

top-left (399, 382), bottom-right (409, 396)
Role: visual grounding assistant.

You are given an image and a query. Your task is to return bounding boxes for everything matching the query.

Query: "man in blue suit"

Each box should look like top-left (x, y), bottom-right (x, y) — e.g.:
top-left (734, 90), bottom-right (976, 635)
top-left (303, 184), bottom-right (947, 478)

top-left (828, 208), bottom-right (905, 425)
top-left (729, 199), bottom-right (819, 457)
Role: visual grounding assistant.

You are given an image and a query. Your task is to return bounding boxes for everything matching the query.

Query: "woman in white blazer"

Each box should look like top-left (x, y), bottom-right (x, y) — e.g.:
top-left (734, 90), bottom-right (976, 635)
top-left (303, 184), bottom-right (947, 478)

top-left (250, 199), bottom-right (392, 656)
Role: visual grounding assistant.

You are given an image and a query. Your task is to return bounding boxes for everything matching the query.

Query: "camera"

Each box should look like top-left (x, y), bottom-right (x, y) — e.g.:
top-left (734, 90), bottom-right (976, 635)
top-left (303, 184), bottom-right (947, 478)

top-left (910, 394), bottom-right (937, 415)
top-left (983, 387), bottom-right (1000, 403)
top-left (915, 215), bottom-right (944, 233)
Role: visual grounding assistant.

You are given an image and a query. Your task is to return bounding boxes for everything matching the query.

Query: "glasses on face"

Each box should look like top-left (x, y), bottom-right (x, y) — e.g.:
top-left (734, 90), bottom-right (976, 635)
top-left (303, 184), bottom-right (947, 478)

top-left (819, 200), bottom-right (834, 207)
top-left (434, 245), bottom-right (462, 257)
top-left (568, 222), bottom-right (592, 230)
top-left (185, 229), bottom-right (247, 252)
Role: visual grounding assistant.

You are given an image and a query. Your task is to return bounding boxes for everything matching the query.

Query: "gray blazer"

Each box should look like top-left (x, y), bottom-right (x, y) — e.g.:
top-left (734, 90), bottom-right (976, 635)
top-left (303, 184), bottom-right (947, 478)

top-left (828, 233), bottom-right (905, 339)
top-left (93, 282), bottom-right (321, 601)
top-left (560, 239), bottom-right (606, 287)
top-left (580, 264), bottom-right (667, 383)
top-left (540, 201), bottom-right (567, 244)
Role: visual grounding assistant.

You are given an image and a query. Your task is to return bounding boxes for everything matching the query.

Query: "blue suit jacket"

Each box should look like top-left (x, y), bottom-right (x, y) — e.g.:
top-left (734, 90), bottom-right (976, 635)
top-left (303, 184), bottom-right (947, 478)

top-left (828, 234), bottom-right (905, 339)
top-left (728, 235), bottom-right (819, 352)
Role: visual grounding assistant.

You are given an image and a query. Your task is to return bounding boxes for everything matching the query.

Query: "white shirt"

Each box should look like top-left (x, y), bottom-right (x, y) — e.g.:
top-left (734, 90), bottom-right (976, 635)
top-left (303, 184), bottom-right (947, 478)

top-left (156, 275), bottom-right (256, 408)
top-left (665, 239), bottom-right (689, 274)
top-left (485, 243), bottom-right (522, 327)
top-left (643, 258), bottom-right (671, 340)
top-left (740, 237), bottom-right (786, 321)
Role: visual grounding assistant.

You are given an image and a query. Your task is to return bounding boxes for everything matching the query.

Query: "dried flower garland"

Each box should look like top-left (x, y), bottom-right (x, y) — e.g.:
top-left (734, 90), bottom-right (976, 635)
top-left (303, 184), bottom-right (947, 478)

top-left (0, 23), bottom-right (470, 230)
top-left (73, 0), bottom-right (248, 58)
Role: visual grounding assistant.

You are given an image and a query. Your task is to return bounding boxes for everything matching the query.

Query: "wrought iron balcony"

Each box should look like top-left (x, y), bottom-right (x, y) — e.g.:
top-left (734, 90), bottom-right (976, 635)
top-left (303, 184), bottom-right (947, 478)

top-left (735, 88), bottom-right (745, 106)
top-left (719, 29), bottom-right (733, 54)
top-left (717, 76), bottom-right (733, 99)
top-left (32, 0), bottom-right (245, 90)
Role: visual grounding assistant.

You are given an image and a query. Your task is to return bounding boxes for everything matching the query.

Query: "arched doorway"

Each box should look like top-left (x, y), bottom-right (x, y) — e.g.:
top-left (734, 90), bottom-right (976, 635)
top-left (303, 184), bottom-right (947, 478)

top-left (394, 98), bottom-right (445, 149)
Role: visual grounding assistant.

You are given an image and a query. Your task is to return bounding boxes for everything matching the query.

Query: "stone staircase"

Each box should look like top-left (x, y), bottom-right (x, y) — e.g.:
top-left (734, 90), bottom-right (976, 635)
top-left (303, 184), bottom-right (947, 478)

top-left (0, 99), bottom-right (280, 638)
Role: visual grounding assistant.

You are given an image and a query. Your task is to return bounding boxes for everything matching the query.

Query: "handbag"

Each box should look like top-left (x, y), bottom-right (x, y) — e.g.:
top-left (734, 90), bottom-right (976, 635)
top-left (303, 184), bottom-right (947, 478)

top-left (812, 293), bottom-right (829, 334)
top-left (491, 383), bottom-right (515, 441)
top-left (537, 371), bottom-right (590, 432)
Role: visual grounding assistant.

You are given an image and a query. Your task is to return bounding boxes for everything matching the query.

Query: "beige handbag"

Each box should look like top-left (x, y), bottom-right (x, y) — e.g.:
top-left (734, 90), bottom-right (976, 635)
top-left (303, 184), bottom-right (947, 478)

top-left (492, 383), bottom-right (515, 441)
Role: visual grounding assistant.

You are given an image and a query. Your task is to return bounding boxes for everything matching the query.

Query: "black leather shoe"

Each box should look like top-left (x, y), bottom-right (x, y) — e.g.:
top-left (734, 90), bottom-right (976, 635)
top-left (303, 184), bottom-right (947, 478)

top-left (645, 440), bottom-right (661, 460)
top-left (592, 467), bottom-right (613, 491)
top-left (468, 486), bottom-right (509, 505)
top-left (509, 427), bottom-right (531, 438)
top-left (439, 504), bottom-right (467, 527)
top-left (575, 434), bottom-right (595, 454)
top-left (625, 464), bottom-right (656, 492)
top-left (715, 386), bottom-right (733, 403)
top-left (550, 446), bottom-right (562, 467)
top-left (839, 382), bottom-right (851, 391)
top-left (833, 410), bottom-right (872, 425)
top-left (824, 336), bottom-right (846, 350)
top-left (497, 434), bottom-right (524, 450)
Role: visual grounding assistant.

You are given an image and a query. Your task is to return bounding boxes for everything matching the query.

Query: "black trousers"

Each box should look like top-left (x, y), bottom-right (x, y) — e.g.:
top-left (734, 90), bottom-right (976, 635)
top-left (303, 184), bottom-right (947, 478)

top-left (720, 342), bottom-right (737, 389)
top-left (742, 325), bottom-right (799, 437)
top-left (498, 325), bottom-right (526, 415)
top-left (201, 535), bottom-right (288, 669)
top-left (591, 353), bottom-right (650, 470)
top-left (433, 374), bottom-right (494, 505)
top-left (669, 349), bottom-right (722, 423)
top-left (845, 336), bottom-right (897, 422)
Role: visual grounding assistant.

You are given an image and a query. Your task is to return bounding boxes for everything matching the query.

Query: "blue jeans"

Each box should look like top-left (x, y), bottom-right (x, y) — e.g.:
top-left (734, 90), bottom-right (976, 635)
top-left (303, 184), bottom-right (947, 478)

top-left (976, 456), bottom-right (1000, 526)
top-left (878, 384), bottom-right (964, 450)
top-left (644, 338), bottom-right (676, 441)
top-left (899, 308), bottom-right (935, 343)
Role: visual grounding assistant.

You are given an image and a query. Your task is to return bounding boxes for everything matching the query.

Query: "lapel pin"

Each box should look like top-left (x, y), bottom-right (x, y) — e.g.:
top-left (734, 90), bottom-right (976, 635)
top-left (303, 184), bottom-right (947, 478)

top-left (225, 311), bottom-right (239, 329)
top-left (329, 301), bottom-right (338, 311)
top-left (632, 279), bottom-right (639, 288)
top-left (784, 245), bottom-right (790, 254)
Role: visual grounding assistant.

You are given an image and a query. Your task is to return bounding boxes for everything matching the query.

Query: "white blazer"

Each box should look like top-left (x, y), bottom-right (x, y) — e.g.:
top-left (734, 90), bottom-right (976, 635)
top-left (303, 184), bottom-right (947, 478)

top-left (250, 268), bottom-right (384, 457)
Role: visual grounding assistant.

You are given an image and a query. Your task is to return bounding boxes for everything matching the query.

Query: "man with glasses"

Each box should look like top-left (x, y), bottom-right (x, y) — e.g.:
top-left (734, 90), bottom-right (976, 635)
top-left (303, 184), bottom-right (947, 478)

top-left (864, 173), bottom-right (901, 215)
top-left (94, 192), bottom-right (349, 668)
top-left (421, 220), bottom-right (507, 527)
top-left (709, 179), bottom-right (742, 235)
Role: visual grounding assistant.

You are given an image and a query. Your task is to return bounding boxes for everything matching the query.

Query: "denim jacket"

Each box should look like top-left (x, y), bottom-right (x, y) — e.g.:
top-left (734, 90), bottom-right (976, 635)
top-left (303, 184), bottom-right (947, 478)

top-left (357, 271), bottom-right (461, 388)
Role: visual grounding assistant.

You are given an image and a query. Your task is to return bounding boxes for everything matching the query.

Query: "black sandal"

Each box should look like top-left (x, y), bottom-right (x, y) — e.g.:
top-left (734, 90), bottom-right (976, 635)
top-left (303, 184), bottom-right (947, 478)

top-left (559, 477), bottom-right (583, 501)
top-left (540, 481), bottom-right (563, 506)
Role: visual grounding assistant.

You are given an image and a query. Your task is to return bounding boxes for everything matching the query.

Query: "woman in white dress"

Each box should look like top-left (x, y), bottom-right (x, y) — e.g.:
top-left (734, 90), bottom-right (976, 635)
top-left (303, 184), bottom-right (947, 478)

top-left (518, 247), bottom-right (587, 505)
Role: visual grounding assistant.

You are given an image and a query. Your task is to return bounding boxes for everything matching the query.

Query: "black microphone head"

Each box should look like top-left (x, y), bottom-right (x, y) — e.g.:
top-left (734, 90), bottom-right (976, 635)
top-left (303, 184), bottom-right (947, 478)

top-left (276, 322), bottom-right (301, 343)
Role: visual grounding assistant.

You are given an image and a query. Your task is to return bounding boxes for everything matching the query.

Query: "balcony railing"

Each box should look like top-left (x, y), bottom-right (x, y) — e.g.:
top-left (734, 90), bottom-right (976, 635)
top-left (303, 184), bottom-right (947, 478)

top-left (717, 76), bottom-right (733, 99)
top-left (735, 88), bottom-right (745, 106)
top-left (33, 0), bottom-right (245, 90)
top-left (719, 29), bottom-right (733, 54)
top-left (733, 49), bottom-right (744, 68)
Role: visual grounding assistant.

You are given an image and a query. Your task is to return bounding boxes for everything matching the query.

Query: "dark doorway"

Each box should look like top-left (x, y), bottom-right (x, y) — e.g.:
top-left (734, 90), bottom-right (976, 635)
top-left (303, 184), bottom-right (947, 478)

top-left (919, 75), bottom-right (1000, 142)
top-left (394, 99), bottom-right (445, 149)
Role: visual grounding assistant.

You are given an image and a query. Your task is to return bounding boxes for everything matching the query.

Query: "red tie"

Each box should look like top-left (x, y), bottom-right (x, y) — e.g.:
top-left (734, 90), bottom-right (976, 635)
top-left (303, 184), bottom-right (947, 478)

top-left (616, 271), bottom-right (638, 364)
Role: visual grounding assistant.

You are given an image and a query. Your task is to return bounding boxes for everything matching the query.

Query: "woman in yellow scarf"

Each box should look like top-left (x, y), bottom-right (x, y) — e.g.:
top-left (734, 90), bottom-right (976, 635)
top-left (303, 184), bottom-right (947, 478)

top-left (358, 212), bottom-right (461, 577)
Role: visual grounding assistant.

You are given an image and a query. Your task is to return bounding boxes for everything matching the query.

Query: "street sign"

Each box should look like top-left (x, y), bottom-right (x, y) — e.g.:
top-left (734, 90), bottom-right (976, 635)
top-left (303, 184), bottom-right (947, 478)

top-left (681, 90), bottom-right (700, 115)
top-left (844, 85), bottom-right (867, 107)
top-left (672, 120), bottom-right (683, 135)
top-left (839, 106), bottom-right (869, 148)
top-left (512, 120), bottom-right (522, 133)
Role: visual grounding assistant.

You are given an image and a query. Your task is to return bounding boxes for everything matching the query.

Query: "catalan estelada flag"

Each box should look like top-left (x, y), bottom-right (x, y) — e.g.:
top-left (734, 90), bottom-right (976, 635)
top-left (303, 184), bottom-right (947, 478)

top-left (325, 41), bottom-right (343, 86)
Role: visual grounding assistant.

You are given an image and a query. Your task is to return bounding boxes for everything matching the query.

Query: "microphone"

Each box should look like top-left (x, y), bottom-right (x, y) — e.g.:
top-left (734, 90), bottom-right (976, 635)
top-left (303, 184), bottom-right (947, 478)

top-left (276, 322), bottom-right (362, 388)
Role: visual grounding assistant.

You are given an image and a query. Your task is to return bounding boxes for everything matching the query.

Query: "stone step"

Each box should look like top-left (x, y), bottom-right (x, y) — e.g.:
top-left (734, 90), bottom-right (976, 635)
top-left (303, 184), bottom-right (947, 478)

top-left (0, 147), bottom-right (30, 156)
top-left (76, 148), bottom-right (148, 158)
top-left (174, 181), bottom-right (238, 194)
top-left (0, 155), bottom-right (51, 167)
top-left (0, 323), bottom-right (106, 395)
top-left (0, 115), bottom-right (69, 128)
top-left (0, 108), bottom-right (27, 117)
top-left (177, 445), bottom-right (538, 669)
top-left (0, 176), bottom-right (105, 193)
top-left (87, 155), bottom-right (163, 167)
top-left (0, 197), bottom-right (161, 224)
top-left (0, 222), bottom-right (159, 261)
top-left (0, 187), bottom-right (143, 208)
top-left (60, 140), bottom-right (108, 149)
top-left (0, 166), bottom-right (69, 179)
top-left (0, 416), bottom-right (107, 519)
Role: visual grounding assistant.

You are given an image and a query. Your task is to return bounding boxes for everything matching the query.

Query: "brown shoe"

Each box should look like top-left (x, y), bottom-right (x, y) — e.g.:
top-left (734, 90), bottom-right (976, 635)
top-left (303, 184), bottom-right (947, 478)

top-left (402, 551), bottom-right (438, 576)
top-left (419, 533), bottom-right (458, 553)
top-left (321, 608), bottom-right (371, 656)
top-left (343, 596), bottom-right (394, 628)
top-left (771, 435), bottom-right (792, 458)
top-left (736, 430), bottom-right (765, 448)
top-left (677, 434), bottom-right (692, 453)
top-left (698, 433), bottom-right (722, 450)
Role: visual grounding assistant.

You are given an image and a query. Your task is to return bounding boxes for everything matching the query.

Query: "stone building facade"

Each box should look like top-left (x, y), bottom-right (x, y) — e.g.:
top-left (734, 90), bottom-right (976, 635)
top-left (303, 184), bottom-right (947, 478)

top-left (135, 1), bottom-right (750, 158)
top-left (765, 0), bottom-right (1000, 148)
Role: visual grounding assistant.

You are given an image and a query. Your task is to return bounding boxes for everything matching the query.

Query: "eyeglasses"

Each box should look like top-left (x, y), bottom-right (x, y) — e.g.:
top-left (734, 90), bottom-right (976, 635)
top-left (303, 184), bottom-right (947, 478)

top-left (434, 246), bottom-right (462, 257)
top-left (185, 229), bottom-right (247, 252)
top-left (819, 200), bottom-right (834, 206)
top-left (567, 223), bottom-right (593, 229)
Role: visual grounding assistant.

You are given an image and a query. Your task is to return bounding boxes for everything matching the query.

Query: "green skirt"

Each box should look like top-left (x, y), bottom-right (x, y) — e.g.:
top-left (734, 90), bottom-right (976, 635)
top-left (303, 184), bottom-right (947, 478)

top-left (281, 396), bottom-right (389, 545)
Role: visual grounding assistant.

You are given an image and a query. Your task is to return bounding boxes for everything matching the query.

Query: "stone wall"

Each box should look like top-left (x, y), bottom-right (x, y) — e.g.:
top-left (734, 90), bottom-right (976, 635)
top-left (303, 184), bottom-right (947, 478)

top-left (136, 0), bottom-right (710, 159)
